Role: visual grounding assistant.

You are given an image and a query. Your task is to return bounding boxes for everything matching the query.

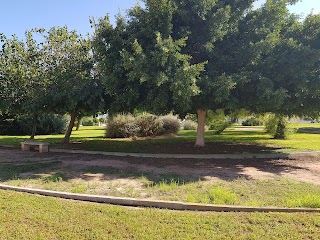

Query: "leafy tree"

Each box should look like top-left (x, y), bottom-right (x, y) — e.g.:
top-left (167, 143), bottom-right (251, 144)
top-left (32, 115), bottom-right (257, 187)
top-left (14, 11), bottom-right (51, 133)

top-left (94, 0), bottom-right (317, 145)
top-left (42, 27), bottom-right (103, 143)
top-left (92, 11), bottom-right (205, 117)
top-left (0, 31), bottom-right (48, 138)
top-left (235, 8), bottom-right (320, 138)
top-left (93, 0), bottom-right (260, 146)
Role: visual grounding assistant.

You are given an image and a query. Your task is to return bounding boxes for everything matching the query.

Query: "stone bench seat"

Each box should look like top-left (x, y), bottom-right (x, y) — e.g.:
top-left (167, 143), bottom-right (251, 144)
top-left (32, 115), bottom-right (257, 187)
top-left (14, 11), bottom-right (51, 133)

top-left (21, 141), bottom-right (50, 153)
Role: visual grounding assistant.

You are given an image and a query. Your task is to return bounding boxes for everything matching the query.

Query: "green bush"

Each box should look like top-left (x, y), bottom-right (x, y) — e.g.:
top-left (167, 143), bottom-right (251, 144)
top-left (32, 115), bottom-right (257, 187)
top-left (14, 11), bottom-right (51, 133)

top-left (206, 110), bottom-right (230, 134)
top-left (158, 115), bottom-right (181, 135)
top-left (106, 114), bottom-right (139, 138)
top-left (242, 117), bottom-right (263, 126)
top-left (265, 115), bottom-right (288, 139)
top-left (82, 117), bottom-right (99, 126)
top-left (82, 120), bottom-right (94, 126)
top-left (0, 115), bottom-right (20, 135)
top-left (136, 115), bottom-right (163, 137)
top-left (0, 114), bottom-right (67, 136)
top-left (182, 120), bottom-right (197, 130)
top-left (209, 119), bottom-right (230, 134)
top-left (265, 116), bottom-right (278, 135)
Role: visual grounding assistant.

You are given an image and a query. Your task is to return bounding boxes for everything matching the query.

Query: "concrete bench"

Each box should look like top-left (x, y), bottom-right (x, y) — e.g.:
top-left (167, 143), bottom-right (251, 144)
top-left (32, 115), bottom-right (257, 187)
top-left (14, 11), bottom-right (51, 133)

top-left (21, 141), bottom-right (50, 153)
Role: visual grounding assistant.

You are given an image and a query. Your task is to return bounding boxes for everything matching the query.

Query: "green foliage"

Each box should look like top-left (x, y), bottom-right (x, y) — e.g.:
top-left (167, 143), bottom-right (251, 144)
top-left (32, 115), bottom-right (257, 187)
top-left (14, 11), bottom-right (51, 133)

top-left (18, 114), bottom-right (67, 135)
top-left (43, 27), bottom-right (102, 115)
top-left (242, 117), bottom-right (263, 126)
top-left (182, 120), bottom-right (197, 130)
top-left (92, 1), bottom-right (320, 146)
top-left (265, 115), bottom-right (288, 139)
top-left (207, 110), bottom-right (230, 134)
top-left (82, 117), bottom-right (99, 126)
top-left (44, 172), bottom-right (65, 183)
top-left (0, 114), bottom-right (67, 135)
top-left (0, 31), bottom-right (48, 117)
top-left (0, 27), bottom-right (104, 141)
top-left (92, 2), bottom-right (206, 115)
top-left (265, 115), bottom-right (279, 136)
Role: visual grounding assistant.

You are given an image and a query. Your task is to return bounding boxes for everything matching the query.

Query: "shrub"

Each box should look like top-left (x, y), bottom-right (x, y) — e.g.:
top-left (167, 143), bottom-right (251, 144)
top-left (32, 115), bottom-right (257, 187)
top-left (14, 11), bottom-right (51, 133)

top-left (0, 114), bottom-right (67, 135)
top-left (209, 119), bottom-right (230, 134)
top-left (207, 110), bottom-right (230, 134)
top-left (19, 114), bottom-right (68, 135)
top-left (106, 114), bottom-right (139, 138)
top-left (265, 115), bottom-right (288, 139)
top-left (82, 120), bottom-right (94, 126)
top-left (136, 115), bottom-right (163, 137)
top-left (82, 117), bottom-right (99, 126)
top-left (158, 115), bottom-right (181, 135)
top-left (0, 115), bottom-right (20, 135)
top-left (182, 120), bottom-right (197, 130)
top-left (242, 117), bottom-right (263, 126)
top-left (265, 116), bottom-right (278, 135)
top-left (106, 113), bottom-right (180, 138)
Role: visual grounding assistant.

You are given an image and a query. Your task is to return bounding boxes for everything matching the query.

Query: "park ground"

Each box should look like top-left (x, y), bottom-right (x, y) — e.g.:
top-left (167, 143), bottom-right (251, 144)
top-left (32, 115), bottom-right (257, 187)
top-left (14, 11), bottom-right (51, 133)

top-left (0, 123), bottom-right (320, 238)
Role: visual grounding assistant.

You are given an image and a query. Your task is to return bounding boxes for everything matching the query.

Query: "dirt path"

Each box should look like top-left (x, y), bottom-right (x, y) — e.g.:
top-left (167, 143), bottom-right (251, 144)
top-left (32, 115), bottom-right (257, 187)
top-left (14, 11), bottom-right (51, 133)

top-left (1, 148), bottom-right (320, 185)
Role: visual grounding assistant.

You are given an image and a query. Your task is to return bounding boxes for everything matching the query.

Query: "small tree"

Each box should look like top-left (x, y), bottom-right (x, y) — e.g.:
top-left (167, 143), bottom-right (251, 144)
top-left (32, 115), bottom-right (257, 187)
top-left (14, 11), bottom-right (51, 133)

top-left (0, 31), bottom-right (48, 139)
top-left (42, 27), bottom-right (103, 143)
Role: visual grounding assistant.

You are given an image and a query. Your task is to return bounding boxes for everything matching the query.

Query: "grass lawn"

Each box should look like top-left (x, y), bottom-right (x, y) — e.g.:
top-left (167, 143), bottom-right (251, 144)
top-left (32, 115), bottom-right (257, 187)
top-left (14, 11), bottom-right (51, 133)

top-left (1, 123), bottom-right (320, 153)
top-left (0, 190), bottom-right (319, 239)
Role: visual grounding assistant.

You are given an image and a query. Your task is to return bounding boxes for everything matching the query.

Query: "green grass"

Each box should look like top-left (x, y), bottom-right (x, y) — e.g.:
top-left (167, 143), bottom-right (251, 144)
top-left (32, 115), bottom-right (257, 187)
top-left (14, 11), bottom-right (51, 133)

top-left (0, 126), bottom-right (105, 146)
top-left (1, 123), bottom-right (320, 153)
top-left (0, 190), bottom-right (319, 239)
top-left (144, 178), bottom-right (320, 208)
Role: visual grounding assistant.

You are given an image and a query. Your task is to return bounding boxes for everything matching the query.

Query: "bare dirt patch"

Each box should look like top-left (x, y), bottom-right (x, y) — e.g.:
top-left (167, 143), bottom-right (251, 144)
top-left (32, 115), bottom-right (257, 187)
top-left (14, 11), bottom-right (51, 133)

top-left (1, 147), bottom-right (319, 185)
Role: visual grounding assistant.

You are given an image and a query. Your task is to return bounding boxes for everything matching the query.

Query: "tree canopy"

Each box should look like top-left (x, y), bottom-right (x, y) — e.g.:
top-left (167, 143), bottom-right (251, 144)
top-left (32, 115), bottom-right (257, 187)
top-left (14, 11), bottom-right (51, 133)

top-left (1, 0), bottom-right (319, 145)
top-left (0, 27), bottom-right (104, 142)
top-left (93, 0), bottom-right (317, 145)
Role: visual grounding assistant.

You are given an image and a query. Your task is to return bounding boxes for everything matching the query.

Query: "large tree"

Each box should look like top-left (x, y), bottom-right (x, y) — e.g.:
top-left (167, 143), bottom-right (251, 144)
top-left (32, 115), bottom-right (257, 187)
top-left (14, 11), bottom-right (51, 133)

top-left (0, 31), bottom-right (48, 138)
top-left (93, 0), bottom-right (312, 146)
top-left (234, 10), bottom-right (320, 137)
top-left (42, 27), bottom-right (103, 143)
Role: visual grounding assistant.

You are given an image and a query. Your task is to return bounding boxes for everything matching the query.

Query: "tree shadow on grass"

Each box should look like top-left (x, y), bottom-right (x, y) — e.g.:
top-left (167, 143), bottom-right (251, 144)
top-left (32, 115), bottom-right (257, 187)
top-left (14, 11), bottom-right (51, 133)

top-left (297, 128), bottom-right (320, 134)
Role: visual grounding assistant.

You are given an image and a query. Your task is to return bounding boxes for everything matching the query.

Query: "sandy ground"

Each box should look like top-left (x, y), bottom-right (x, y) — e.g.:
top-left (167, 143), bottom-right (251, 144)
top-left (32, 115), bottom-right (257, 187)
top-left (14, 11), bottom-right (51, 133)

top-left (1, 148), bottom-right (320, 185)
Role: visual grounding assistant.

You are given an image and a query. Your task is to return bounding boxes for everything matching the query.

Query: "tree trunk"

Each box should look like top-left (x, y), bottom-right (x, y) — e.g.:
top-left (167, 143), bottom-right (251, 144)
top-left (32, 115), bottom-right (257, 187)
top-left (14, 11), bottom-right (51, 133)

top-left (63, 111), bottom-right (77, 144)
top-left (30, 114), bottom-right (37, 140)
top-left (194, 109), bottom-right (207, 147)
top-left (76, 116), bottom-right (82, 131)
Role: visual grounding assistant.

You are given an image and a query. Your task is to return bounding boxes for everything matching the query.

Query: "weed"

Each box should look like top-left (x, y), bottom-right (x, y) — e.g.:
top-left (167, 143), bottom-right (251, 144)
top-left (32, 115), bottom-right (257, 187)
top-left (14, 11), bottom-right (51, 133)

top-left (71, 185), bottom-right (88, 194)
top-left (285, 194), bottom-right (320, 208)
top-left (206, 186), bottom-right (238, 204)
top-left (44, 172), bottom-right (64, 183)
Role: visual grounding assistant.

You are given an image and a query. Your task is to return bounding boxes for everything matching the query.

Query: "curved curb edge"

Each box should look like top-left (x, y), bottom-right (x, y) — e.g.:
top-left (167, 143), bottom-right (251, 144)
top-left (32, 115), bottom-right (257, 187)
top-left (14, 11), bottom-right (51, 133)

top-left (1, 184), bottom-right (319, 213)
top-left (2, 144), bottom-right (320, 159)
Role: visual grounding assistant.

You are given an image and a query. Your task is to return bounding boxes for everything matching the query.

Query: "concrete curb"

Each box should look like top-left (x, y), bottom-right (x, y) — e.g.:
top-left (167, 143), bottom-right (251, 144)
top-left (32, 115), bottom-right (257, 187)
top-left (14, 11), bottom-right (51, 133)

top-left (50, 148), bottom-right (320, 159)
top-left (2, 144), bottom-right (320, 159)
top-left (1, 184), bottom-right (319, 213)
